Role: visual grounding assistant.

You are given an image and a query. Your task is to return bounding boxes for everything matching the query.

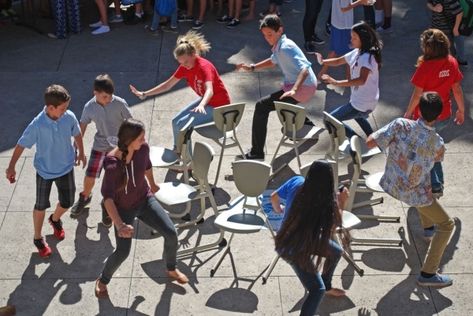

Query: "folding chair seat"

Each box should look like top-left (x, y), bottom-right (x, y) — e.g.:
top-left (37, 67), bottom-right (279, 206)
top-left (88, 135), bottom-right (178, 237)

top-left (270, 102), bottom-right (324, 175)
top-left (194, 103), bottom-right (246, 186)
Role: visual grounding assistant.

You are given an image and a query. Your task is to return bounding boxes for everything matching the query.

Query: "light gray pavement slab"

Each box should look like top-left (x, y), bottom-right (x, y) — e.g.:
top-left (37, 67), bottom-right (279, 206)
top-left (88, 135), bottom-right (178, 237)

top-left (0, 0), bottom-right (472, 314)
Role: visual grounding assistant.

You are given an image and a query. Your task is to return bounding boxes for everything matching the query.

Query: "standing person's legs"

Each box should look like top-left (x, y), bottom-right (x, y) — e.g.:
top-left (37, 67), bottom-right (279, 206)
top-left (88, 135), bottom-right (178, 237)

top-left (321, 239), bottom-right (344, 295)
top-left (363, 5), bottom-right (375, 28)
top-left (65, 0), bottom-right (81, 33)
top-left (250, 90), bottom-right (297, 156)
top-left (99, 209), bottom-right (137, 285)
top-left (302, 0), bottom-right (323, 43)
top-left (416, 199), bottom-right (454, 275)
top-left (150, 11), bottom-right (162, 30)
top-left (454, 35), bottom-right (466, 63)
top-left (381, 0), bottom-right (392, 29)
top-left (52, 0), bottom-right (67, 38)
top-left (291, 261), bottom-right (326, 315)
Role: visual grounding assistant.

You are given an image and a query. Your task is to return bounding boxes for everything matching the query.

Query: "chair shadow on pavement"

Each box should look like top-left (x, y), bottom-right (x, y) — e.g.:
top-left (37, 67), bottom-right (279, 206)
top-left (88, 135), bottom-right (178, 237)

top-left (5, 210), bottom-right (125, 314)
top-left (373, 207), bottom-right (460, 315)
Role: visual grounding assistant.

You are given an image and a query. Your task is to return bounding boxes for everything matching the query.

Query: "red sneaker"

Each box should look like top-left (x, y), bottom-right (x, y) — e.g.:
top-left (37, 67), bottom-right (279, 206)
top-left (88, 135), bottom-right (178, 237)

top-left (49, 215), bottom-right (65, 240)
top-left (34, 238), bottom-right (52, 257)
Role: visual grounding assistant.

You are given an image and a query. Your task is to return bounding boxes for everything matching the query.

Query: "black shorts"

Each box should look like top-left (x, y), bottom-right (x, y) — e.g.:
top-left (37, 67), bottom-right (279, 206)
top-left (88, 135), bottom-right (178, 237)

top-left (34, 170), bottom-right (76, 211)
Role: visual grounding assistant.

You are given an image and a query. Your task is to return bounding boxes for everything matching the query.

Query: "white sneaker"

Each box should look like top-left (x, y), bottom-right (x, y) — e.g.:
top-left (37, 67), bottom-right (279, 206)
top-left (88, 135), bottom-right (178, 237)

top-left (89, 21), bottom-right (103, 28)
top-left (91, 25), bottom-right (110, 35)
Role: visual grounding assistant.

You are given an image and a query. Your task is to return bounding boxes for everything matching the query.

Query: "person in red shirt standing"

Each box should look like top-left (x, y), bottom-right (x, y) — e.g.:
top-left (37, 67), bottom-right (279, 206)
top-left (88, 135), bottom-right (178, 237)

top-left (404, 28), bottom-right (465, 197)
top-left (129, 31), bottom-right (231, 151)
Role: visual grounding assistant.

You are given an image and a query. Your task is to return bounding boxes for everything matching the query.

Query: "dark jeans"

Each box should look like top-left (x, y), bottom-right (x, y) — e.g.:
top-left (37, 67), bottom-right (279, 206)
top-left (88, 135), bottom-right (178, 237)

top-left (303, 0), bottom-right (324, 42)
top-left (363, 5), bottom-right (375, 28)
top-left (99, 196), bottom-right (178, 285)
top-left (290, 240), bottom-right (343, 315)
top-left (329, 102), bottom-right (374, 138)
top-left (251, 90), bottom-right (298, 155)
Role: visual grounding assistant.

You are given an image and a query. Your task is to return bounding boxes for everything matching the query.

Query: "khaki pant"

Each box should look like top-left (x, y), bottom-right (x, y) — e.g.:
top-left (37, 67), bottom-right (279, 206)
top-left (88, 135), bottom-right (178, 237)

top-left (417, 199), bottom-right (455, 274)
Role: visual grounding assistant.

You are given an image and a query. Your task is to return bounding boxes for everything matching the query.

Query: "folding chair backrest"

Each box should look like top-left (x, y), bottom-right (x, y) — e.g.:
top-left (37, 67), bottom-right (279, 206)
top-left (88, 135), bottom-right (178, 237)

top-left (323, 111), bottom-right (347, 148)
top-left (232, 160), bottom-right (271, 198)
top-left (191, 141), bottom-right (215, 184)
top-left (213, 103), bottom-right (246, 133)
top-left (274, 102), bottom-right (306, 133)
top-left (349, 135), bottom-right (363, 173)
top-left (176, 117), bottom-right (194, 156)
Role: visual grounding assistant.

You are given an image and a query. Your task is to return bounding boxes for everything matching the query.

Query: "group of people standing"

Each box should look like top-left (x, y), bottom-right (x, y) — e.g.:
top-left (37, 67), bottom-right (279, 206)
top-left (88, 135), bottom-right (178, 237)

top-left (5, 4), bottom-right (467, 313)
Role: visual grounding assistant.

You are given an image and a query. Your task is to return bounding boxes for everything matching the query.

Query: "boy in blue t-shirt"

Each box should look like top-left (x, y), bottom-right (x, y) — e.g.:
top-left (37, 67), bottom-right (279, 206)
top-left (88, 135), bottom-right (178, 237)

top-left (5, 85), bottom-right (86, 258)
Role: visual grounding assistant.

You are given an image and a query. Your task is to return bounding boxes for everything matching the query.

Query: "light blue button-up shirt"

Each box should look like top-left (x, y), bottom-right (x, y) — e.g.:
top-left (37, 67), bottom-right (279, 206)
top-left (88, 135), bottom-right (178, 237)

top-left (18, 108), bottom-right (81, 179)
top-left (271, 34), bottom-right (317, 87)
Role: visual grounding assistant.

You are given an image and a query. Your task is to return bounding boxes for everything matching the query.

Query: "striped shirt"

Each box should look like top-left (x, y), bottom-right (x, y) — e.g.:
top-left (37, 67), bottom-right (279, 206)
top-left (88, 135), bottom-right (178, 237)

top-left (428, 0), bottom-right (463, 34)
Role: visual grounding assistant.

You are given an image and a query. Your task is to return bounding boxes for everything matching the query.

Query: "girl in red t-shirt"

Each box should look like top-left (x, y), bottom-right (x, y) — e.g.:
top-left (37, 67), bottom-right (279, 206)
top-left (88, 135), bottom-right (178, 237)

top-left (130, 31), bottom-right (231, 151)
top-left (404, 28), bottom-right (465, 196)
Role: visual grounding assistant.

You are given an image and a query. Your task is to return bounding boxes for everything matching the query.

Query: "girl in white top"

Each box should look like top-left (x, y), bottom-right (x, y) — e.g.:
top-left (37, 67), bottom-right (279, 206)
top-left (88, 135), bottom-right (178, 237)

top-left (318, 0), bottom-right (372, 79)
top-left (318, 21), bottom-right (382, 138)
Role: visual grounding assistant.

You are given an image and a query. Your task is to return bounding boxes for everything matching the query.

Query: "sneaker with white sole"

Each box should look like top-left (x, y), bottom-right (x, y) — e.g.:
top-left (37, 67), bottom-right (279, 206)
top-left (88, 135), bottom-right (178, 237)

top-left (92, 25), bottom-right (110, 35)
top-left (216, 15), bottom-right (232, 23)
top-left (89, 21), bottom-right (103, 28)
top-left (417, 273), bottom-right (453, 288)
top-left (192, 20), bottom-right (204, 30)
top-left (109, 15), bottom-right (123, 23)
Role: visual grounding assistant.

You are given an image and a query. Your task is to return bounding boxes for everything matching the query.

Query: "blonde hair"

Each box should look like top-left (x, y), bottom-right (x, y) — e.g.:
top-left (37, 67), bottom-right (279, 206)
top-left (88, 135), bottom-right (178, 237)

top-left (174, 31), bottom-right (211, 58)
top-left (416, 28), bottom-right (450, 67)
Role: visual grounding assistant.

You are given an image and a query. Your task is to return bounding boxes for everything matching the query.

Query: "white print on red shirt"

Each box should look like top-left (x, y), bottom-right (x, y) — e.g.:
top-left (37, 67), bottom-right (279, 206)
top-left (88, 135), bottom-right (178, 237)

top-left (195, 77), bottom-right (205, 95)
top-left (439, 70), bottom-right (450, 78)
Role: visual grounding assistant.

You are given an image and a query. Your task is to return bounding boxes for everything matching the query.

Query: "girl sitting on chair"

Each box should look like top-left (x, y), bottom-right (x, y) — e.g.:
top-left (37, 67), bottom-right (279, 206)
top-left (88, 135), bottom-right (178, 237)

top-left (272, 160), bottom-right (348, 315)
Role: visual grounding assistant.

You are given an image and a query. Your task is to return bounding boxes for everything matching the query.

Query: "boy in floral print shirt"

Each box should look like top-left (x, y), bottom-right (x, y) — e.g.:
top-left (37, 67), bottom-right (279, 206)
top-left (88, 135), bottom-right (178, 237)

top-left (367, 92), bottom-right (455, 288)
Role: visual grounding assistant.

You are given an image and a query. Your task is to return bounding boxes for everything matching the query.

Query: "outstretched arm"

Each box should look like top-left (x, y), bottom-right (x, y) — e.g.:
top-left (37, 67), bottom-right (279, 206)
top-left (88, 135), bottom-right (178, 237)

top-left (130, 76), bottom-right (180, 99)
top-left (236, 58), bottom-right (275, 72)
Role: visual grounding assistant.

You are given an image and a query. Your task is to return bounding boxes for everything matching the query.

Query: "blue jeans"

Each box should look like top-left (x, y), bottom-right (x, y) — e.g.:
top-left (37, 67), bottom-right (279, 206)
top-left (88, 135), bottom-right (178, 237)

top-left (430, 119), bottom-right (449, 190)
top-left (99, 196), bottom-right (178, 284)
top-left (171, 99), bottom-right (214, 148)
top-left (150, 9), bottom-right (177, 30)
top-left (454, 35), bottom-right (465, 61)
top-left (329, 102), bottom-right (374, 138)
top-left (290, 240), bottom-right (343, 315)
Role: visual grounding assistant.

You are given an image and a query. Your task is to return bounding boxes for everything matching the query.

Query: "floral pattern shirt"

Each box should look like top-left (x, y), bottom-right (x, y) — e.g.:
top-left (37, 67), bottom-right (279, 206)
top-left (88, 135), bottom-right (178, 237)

top-left (372, 118), bottom-right (445, 207)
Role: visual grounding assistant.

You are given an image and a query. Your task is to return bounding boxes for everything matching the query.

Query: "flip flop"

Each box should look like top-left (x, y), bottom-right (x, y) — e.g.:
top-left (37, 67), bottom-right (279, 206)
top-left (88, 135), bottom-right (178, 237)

top-left (95, 279), bottom-right (109, 299)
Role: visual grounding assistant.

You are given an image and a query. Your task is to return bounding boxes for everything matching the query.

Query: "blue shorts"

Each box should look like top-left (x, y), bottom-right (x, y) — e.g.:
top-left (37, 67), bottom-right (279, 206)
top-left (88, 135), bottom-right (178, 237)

top-left (330, 26), bottom-right (351, 56)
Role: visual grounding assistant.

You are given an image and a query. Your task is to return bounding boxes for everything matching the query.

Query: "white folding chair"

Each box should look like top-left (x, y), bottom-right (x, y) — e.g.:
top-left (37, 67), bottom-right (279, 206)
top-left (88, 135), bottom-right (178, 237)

top-left (346, 135), bottom-right (401, 223)
top-left (323, 111), bottom-right (381, 191)
top-left (194, 103), bottom-right (246, 186)
top-left (210, 160), bottom-right (274, 277)
top-left (270, 102), bottom-right (324, 176)
top-left (155, 142), bottom-right (220, 235)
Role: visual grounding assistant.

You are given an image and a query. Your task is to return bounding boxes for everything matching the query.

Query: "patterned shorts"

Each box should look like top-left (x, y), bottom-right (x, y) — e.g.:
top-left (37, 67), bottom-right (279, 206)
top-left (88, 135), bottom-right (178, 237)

top-left (86, 150), bottom-right (107, 178)
top-left (35, 170), bottom-right (76, 211)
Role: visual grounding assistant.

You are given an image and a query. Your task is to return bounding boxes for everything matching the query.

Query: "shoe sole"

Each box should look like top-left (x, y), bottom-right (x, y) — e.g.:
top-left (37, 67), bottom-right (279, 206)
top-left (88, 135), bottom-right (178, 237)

top-left (70, 199), bottom-right (92, 218)
top-left (416, 280), bottom-right (453, 288)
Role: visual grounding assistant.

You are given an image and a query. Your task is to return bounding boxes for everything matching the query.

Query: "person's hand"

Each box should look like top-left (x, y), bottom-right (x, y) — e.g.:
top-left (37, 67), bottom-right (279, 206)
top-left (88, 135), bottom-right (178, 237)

top-left (150, 183), bottom-right (160, 194)
top-left (314, 52), bottom-right (324, 65)
top-left (434, 3), bottom-right (443, 12)
top-left (321, 74), bottom-right (337, 85)
top-left (129, 84), bottom-right (146, 100)
top-left (453, 27), bottom-right (460, 37)
top-left (5, 167), bottom-right (16, 184)
top-left (235, 63), bottom-right (252, 72)
top-left (280, 89), bottom-right (296, 99)
top-left (117, 223), bottom-right (134, 238)
top-left (76, 152), bottom-right (87, 168)
top-left (403, 111), bottom-right (413, 119)
top-left (337, 187), bottom-right (349, 210)
top-left (191, 105), bottom-right (206, 114)
top-left (454, 110), bottom-right (464, 125)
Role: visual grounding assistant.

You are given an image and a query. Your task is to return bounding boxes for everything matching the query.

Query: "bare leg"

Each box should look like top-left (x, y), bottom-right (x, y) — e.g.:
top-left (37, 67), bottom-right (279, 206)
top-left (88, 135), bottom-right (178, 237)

top-left (113, 0), bottom-right (121, 16)
top-left (243, 0), bottom-right (255, 20)
top-left (81, 176), bottom-right (96, 199)
top-left (51, 203), bottom-right (68, 222)
top-left (228, 0), bottom-right (234, 17)
top-left (234, 0), bottom-right (242, 19)
top-left (95, 0), bottom-right (108, 25)
top-left (33, 209), bottom-right (46, 239)
top-left (198, 0), bottom-right (206, 21)
top-left (186, 0), bottom-right (193, 17)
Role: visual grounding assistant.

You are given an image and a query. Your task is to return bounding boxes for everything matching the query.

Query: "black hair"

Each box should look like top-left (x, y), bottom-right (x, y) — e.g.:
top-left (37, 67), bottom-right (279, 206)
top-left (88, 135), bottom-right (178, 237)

top-left (94, 74), bottom-right (115, 95)
top-left (419, 92), bottom-right (443, 122)
top-left (274, 160), bottom-right (341, 272)
top-left (44, 84), bottom-right (71, 107)
top-left (117, 118), bottom-right (145, 189)
top-left (352, 21), bottom-right (383, 69)
top-left (259, 14), bottom-right (283, 32)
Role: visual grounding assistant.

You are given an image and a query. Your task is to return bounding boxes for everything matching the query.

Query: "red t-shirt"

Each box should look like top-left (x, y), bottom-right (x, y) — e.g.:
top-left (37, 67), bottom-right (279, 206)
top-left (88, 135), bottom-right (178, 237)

top-left (173, 56), bottom-right (231, 107)
top-left (411, 55), bottom-right (463, 121)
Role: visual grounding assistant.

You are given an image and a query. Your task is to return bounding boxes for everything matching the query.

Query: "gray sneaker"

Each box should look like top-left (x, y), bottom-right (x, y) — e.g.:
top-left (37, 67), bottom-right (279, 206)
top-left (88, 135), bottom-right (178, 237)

top-left (70, 193), bottom-right (92, 218)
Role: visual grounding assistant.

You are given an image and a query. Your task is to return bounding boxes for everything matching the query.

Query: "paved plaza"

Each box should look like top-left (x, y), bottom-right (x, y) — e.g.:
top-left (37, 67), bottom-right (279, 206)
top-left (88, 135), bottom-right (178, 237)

top-left (0, 0), bottom-right (472, 314)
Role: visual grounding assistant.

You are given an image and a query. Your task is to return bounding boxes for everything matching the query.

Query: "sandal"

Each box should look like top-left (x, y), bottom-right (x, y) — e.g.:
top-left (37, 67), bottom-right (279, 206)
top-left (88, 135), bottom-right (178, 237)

top-left (95, 279), bottom-right (109, 299)
top-left (167, 269), bottom-right (189, 284)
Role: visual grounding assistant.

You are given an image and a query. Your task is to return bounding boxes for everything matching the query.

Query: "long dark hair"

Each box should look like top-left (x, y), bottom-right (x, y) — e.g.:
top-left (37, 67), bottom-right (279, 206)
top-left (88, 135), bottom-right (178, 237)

top-left (352, 21), bottom-right (383, 69)
top-left (117, 118), bottom-right (145, 190)
top-left (274, 161), bottom-right (341, 272)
